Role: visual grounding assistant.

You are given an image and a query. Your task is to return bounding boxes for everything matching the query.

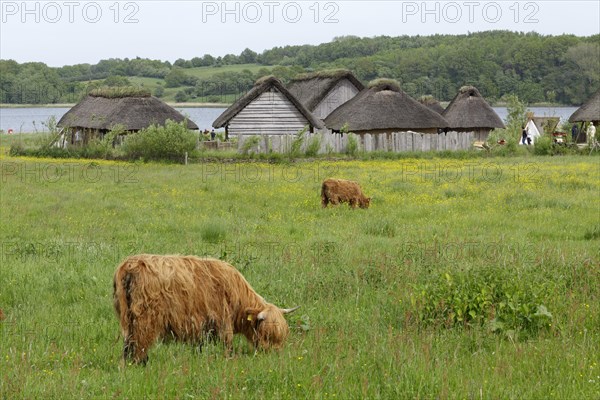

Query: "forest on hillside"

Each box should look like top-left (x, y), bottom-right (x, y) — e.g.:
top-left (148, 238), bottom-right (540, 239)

top-left (1, 31), bottom-right (598, 105)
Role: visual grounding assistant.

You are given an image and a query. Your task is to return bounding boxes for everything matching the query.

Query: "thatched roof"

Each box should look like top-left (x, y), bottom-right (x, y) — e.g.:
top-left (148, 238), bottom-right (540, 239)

top-left (58, 89), bottom-right (198, 131)
top-left (323, 79), bottom-right (449, 132)
top-left (442, 86), bottom-right (504, 129)
top-left (569, 89), bottom-right (600, 122)
top-left (287, 69), bottom-right (364, 112)
top-left (418, 95), bottom-right (445, 114)
top-left (213, 76), bottom-right (324, 129)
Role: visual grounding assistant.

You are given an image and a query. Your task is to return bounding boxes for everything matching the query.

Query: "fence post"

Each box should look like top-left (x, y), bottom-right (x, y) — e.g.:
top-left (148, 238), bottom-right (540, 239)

top-left (185, 152), bottom-right (188, 165)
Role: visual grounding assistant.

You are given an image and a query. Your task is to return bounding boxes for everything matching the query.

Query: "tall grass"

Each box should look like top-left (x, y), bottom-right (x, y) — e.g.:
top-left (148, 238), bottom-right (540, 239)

top-left (0, 155), bottom-right (598, 399)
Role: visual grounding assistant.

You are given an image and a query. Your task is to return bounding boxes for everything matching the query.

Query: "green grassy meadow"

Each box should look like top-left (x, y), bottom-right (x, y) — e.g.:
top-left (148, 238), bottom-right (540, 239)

top-left (0, 154), bottom-right (599, 399)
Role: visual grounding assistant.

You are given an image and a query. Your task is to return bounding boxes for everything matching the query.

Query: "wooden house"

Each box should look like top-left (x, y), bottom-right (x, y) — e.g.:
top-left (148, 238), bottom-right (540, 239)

top-left (287, 70), bottom-right (364, 120)
top-left (212, 76), bottom-right (324, 137)
top-left (569, 89), bottom-right (600, 143)
top-left (57, 88), bottom-right (198, 146)
top-left (418, 95), bottom-right (445, 114)
top-left (323, 79), bottom-right (449, 136)
top-left (442, 86), bottom-right (504, 141)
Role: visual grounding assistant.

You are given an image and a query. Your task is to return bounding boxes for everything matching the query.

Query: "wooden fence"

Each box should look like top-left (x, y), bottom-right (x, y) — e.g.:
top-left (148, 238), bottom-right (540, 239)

top-left (200, 140), bottom-right (236, 151)
top-left (237, 131), bottom-right (476, 154)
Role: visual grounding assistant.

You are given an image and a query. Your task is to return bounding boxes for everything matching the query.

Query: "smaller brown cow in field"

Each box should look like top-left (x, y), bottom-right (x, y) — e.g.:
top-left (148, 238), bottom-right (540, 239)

top-left (321, 178), bottom-right (371, 209)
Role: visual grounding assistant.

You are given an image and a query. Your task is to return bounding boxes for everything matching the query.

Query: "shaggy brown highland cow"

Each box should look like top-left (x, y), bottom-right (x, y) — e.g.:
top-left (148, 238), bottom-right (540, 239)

top-left (113, 254), bottom-right (299, 365)
top-left (321, 178), bottom-right (371, 209)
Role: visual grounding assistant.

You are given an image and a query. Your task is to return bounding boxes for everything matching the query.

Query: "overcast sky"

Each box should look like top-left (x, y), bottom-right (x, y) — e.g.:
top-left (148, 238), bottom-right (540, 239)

top-left (1, 0), bottom-right (599, 67)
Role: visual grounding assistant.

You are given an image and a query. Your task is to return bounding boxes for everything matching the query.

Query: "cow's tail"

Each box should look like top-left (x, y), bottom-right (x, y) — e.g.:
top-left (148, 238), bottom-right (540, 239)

top-left (113, 261), bottom-right (135, 360)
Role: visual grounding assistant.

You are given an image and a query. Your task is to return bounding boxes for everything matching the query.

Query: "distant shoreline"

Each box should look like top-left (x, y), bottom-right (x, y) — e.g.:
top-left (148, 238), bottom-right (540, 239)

top-left (0, 102), bottom-right (231, 109)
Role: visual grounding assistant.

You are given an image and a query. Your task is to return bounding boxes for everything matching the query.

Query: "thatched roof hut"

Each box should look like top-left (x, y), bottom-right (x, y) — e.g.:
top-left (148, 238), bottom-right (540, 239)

top-left (57, 88), bottom-right (198, 145)
top-left (213, 76), bottom-right (324, 136)
top-left (418, 95), bottom-right (445, 114)
top-left (569, 90), bottom-right (600, 123)
top-left (442, 86), bottom-right (504, 141)
top-left (568, 89), bottom-right (600, 143)
top-left (287, 70), bottom-right (364, 119)
top-left (323, 79), bottom-right (449, 135)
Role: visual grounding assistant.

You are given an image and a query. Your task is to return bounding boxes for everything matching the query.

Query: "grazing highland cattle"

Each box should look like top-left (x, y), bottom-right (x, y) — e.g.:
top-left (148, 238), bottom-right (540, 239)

top-left (113, 254), bottom-right (299, 365)
top-left (321, 178), bottom-right (371, 209)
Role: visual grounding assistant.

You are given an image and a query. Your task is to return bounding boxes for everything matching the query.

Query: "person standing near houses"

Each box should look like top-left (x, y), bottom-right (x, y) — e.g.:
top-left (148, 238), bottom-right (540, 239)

top-left (211, 129), bottom-right (216, 141)
top-left (571, 124), bottom-right (579, 142)
top-left (587, 122), bottom-right (596, 145)
top-left (521, 125), bottom-right (528, 145)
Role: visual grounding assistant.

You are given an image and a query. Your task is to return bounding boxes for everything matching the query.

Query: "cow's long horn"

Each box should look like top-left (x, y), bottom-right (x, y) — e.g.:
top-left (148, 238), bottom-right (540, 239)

top-left (281, 306), bottom-right (300, 314)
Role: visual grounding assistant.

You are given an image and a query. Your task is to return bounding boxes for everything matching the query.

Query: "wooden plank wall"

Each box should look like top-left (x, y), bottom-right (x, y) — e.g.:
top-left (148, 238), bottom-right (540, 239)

top-left (237, 131), bottom-right (476, 154)
top-left (228, 89), bottom-right (309, 136)
top-left (312, 79), bottom-right (361, 119)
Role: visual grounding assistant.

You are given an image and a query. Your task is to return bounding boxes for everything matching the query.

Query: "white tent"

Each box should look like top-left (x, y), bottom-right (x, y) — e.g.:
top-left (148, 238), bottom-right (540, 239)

top-left (521, 119), bottom-right (541, 145)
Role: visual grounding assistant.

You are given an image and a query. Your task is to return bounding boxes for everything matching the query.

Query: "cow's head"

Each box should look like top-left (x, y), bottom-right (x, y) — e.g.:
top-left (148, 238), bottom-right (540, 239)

top-left (359, 196), bottom-right (371, 209)
top-left (245, 304), bottom-right (300, 350)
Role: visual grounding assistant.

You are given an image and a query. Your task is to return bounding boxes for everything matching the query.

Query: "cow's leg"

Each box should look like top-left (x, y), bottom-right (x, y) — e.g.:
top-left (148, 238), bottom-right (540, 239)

top-left (197, 323), bottom-right (216, 354)
top-left (130, 313), bottom-right (160, 365)
top-left (123, 334), bottom-right (134, 362)
top-left (220, 323), bottom-right (234, 358)
top-left (321, 196), bottom-right (329, 208)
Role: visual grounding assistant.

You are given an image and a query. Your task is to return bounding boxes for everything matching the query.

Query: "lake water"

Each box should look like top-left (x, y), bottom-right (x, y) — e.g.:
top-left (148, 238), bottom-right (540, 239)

top-left (492, 107), bottom-right (579, 126)
top-left (0, 107), bottom-right (228, 134)
top-left (0, 106), bottom-right (579, 134)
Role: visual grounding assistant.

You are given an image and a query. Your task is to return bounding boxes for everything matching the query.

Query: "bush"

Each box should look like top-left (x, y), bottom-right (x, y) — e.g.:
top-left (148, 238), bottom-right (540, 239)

top-left (289, 127), bottom-right (307, 158)
top-left (533, 135), bottom-right (553, 155)
top-left (487, 128), bottom-right (530, 156)
top-left (174, 91), bottom-right (189, 103)
top-left (340, 124), bottom-right (359, 156)
top-left (153, 86), bottom-right (164, 98)
top-left (304, 133), bottom-right (321, 157)
top-left (345, 133), bottom-right (359, 156)
top-left (239, 136), bottom-right (261, 155)
top-left (85, 125), bottom-right (125, 159)
top-left (10, 144), bottom-right (73, 158)
top-left (487, 95), bottom-right (527, 155)
top-left (410, 267), bottom-right (554, 339)
top-left (122, 120), bottom-right (197, 162)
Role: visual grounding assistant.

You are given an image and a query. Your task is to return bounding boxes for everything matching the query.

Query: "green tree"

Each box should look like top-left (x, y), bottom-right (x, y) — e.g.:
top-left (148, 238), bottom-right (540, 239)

top-left (154, 85), bottom-right (164, 98)
top-left (174, 90), bottom-right (189, 102)
top-left (165, 68), bottom-right (195, 88)
top-left (239, 48), bottom-right (258, 64)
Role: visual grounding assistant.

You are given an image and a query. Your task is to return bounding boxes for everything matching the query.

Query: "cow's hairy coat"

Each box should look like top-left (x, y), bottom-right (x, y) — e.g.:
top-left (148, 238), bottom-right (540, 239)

top-left (113, 254), bottom-right (295, 364)
top-left (321, 178), bottom-right (371, 209)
